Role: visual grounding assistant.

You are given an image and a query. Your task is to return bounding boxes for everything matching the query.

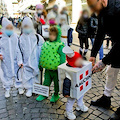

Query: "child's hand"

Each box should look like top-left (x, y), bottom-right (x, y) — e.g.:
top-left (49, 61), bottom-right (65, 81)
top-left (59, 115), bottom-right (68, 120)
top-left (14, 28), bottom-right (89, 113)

top-left (19, 64), bottom-right (23, 68)
top-left (64, 95), bottom-right (70, 98)
top-left (0, 54), bottom-right (3, 60)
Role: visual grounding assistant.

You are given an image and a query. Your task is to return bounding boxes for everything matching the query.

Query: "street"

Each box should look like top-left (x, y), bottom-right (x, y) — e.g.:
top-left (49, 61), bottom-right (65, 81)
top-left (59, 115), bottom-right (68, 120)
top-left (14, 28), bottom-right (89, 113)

top-left (0, 29), bottom-right (119, 120)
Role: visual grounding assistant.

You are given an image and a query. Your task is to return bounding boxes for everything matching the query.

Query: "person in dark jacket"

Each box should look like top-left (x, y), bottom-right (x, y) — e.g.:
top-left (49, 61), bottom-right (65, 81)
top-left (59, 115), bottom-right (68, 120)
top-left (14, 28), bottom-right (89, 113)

top-left (76, 10), bottom-right (89, 60)
top-left (87, 0), bottom-right (120, 119)
top-left (89, 13), bottom-right (103, 60)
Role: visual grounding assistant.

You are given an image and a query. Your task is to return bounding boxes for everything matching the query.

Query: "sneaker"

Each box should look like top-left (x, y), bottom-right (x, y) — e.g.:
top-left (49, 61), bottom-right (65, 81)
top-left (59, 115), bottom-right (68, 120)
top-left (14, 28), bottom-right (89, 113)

top-left (76, 104), bottom-right (88, 112)
top-left (26, 89), bottom-right (32, 97)
top-left (109, 107), bottom-right (120, 120)
top-left (104, 45), bottom-right (108, 49)
top-left (50, 93), bottom-right (60, 103)
top-left (64, 110), bottom-right (76, 120)
top-left (91, 95), bottom-right (111, 109)
top-left (18, 88), bottom-right (24, 95)
top-left (36, 95), bottom-right (47, 101)
top-left (5, 90), bottom-right (10, 98)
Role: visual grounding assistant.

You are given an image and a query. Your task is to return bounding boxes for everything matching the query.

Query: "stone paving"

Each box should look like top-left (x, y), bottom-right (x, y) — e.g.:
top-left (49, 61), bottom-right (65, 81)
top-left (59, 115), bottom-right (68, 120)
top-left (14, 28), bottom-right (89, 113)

top-left (0, 29), bottom-right (120, 120)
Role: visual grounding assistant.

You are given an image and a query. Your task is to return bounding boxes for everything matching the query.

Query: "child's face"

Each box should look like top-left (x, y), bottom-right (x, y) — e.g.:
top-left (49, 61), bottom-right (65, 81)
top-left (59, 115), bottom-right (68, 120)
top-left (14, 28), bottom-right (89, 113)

top-left (49, 32), bottom-right (57, 42)
top-left (74, 58), bottom-right (83, 67)
top-left (6, 24), bottom-right (13, 30)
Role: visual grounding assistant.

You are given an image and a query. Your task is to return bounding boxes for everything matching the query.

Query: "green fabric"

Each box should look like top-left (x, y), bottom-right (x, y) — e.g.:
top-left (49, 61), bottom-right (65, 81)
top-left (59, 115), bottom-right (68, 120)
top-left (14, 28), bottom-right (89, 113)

top-left (50, 93), bottom-right (60, 103)
top-left (39, 25), bottom-right (66, 70)
top-left (36, 95), bottom-right (47, 101)
top-left (43, 69), bottom-right (59, 94)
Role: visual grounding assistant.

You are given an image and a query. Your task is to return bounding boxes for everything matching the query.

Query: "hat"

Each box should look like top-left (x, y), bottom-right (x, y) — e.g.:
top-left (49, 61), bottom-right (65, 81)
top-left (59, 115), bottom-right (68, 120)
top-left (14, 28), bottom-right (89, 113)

top-left (36, 4), bottom-right (44, 9)
top-left (62, 46), bottom-right (82, 67)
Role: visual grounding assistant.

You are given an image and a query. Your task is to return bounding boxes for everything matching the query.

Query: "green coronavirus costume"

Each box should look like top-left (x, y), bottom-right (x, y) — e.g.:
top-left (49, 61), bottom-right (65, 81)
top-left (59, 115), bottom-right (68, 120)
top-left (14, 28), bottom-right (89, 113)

top-left (36, 25), bottom-right (66, 102)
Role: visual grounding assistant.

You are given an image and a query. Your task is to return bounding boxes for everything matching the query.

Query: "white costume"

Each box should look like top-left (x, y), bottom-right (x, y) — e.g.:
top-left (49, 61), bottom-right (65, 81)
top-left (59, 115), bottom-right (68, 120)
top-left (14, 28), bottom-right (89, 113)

top-left (0, 18), bottom-right (23, 90)
top-left (60, 14), bottom-right (70, 46)
top-left (20, 17), bottom-right (44, 91)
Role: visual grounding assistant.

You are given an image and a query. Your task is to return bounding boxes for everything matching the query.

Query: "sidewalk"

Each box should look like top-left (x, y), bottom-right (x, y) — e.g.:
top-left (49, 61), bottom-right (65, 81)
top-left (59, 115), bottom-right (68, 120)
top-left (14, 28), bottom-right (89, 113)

top-left (0, 29), bottom-right (119, 120)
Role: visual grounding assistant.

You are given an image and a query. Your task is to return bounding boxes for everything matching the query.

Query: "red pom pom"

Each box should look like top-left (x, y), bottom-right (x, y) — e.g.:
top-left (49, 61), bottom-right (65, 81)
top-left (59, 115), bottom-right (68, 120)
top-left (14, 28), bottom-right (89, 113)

top-left (40, 18), bottom-right (45, 25)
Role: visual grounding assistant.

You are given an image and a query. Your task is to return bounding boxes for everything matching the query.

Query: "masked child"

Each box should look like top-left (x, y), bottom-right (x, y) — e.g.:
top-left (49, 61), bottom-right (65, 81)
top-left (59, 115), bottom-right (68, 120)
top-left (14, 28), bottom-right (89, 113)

top-left (62, 46), bottom-right (88, 120)
top-left (19, 17), bottom-right (44, 97)
top-left (76, 10), bottom-right (89, 60)
top-left (0, 18), bottom-right (23, 98)
top-left (36, 26), bottom-right (66, 102)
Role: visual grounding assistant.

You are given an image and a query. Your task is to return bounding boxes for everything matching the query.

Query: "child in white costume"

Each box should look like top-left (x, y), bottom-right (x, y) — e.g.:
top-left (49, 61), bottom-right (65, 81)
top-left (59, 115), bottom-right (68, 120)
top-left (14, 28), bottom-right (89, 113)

top-left (0, 18), bottom-right (23, 98)
top-left (60, 14), bottom-right (70, 46)
top-left (19, 17), bottom-right (44, 97)
top-left (62, 46), bottom-right (88, 120)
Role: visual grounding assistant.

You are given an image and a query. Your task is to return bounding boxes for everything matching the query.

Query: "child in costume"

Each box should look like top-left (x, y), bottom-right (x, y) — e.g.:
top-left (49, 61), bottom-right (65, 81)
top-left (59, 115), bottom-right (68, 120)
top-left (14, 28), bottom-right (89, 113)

top-left (60, 14), bottom-right (73, 46)
top-left (0, 18), bottom-right (23, 98)
top-left (62, 46), bottom-right (88, 120)
top-left (36, 26), bottom-right (66, 102)
top-left (19, 17), bottom-right (44, 97)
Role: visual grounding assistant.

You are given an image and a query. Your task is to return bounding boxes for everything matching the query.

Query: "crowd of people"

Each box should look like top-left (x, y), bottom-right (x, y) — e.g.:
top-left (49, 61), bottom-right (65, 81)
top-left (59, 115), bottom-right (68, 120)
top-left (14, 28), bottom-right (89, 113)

top-left (0, 0), bottom-right (120, 119)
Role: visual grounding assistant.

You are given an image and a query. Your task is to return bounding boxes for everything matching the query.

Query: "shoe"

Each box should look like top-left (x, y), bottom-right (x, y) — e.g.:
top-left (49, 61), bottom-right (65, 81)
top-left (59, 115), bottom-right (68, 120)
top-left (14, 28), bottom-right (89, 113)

top-left (26, 89), bottom-right (32, 97)
top-left (18, 88), bottom-right (24, 95)
top-left (5, 90), bottom-right (10, 98)
top-left (50, 93), bottom-right (60, 103)
top-left (104, 45), bottom-right (108, 49)
top-left (64, 110), bottom-right (76, 120)
top-left (76, 104), bottom-right (88, 112)
top-left (36, 95), bottom-right (47, 101)
top-left (109, 107), bottom-right (120, 120)
top-left (91, 95), bottom-right (111, 109)
top-left (108, 46), bottom-right (112, 50)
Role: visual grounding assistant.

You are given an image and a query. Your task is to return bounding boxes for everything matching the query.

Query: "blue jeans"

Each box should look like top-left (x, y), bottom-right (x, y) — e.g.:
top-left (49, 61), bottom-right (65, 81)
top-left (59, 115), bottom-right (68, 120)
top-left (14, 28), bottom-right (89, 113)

top-left (90, 38), bottom-right (103, 60)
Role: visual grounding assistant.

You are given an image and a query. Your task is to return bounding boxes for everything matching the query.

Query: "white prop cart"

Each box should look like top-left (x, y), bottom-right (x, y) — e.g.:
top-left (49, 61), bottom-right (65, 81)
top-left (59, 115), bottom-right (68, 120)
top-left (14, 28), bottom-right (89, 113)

top-left (58, 61), bottom-right (92, 100)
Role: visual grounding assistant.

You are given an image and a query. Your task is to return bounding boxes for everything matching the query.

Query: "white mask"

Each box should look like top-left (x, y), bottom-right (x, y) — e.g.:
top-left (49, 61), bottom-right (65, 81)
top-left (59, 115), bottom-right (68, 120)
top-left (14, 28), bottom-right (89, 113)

top-left (37, 10), bottom-right (42, 14)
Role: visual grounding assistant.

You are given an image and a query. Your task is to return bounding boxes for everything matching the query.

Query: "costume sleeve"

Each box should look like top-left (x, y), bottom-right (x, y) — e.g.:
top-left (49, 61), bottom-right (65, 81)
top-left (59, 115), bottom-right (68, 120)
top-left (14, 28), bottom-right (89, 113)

top-left (63, 78), bottom-right (71, 96)
top-left (58, 45), bottom-right (66, 64)
top-left (16, 38), bottom-right (23, 65)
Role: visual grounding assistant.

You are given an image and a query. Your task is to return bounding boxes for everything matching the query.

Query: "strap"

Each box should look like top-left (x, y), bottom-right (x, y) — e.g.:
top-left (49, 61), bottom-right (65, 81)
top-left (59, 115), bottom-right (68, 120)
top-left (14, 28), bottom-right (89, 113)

top-left (35, 34), bottom-right (39, 45)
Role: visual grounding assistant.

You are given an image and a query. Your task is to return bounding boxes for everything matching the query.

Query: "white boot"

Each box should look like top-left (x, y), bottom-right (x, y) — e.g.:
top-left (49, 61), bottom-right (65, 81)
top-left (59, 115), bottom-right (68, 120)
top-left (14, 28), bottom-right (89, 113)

top-left (76, 104), bottom-right (88, 112)
top-left (64, 110), bottom-right (76, 120)
top-left (26, 89), bottom-right (32, 97)
top-left (5, 90), bottom-right (10, 98)
top-left (18, 88), bottom-right (24, 95)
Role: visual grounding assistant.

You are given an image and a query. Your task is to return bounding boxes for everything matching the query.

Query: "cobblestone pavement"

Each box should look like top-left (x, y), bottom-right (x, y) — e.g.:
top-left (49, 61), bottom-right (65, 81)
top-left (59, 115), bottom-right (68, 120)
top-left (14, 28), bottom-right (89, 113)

top-left (0, 29), bottom-right (120, 120)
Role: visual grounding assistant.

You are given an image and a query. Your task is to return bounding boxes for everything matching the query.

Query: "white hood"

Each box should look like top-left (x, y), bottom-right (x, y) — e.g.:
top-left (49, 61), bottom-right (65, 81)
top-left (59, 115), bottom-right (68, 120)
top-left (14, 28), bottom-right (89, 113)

top-left (2, 17), bottom-right (13, 28)
top-left (22, 17), bottom-right (34, 28)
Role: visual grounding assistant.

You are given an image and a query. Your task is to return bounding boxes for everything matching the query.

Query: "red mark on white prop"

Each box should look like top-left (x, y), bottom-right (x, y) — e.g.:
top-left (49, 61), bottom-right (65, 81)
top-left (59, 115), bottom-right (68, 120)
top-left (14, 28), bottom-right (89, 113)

top-left (86, 70), bottom-right (89, 76)
top-left (86, 81), bottom-right (88, 86)
top-left (80, 85), bottom-right (83, 91)
top-left (80, 74), bottom-right (83, 80)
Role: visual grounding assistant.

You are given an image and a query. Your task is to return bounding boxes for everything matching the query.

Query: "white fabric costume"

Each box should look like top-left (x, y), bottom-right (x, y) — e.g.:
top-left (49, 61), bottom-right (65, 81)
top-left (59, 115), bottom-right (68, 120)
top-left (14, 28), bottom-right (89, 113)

top-left (60, 14), bottom-right (70, 46)
top-left (0, 18), bottom-right (23, 90)
top-left (20, 17), bottom-right (44, 90)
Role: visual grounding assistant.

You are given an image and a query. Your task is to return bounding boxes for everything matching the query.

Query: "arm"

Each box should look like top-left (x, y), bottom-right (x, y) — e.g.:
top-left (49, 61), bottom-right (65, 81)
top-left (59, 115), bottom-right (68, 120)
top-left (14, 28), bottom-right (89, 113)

top-left (91, 17), bottom-right (105, 58)
top-left (58, 45), bottom-right (66, 64)
top-left (76, 23), bottom-right (87, 34)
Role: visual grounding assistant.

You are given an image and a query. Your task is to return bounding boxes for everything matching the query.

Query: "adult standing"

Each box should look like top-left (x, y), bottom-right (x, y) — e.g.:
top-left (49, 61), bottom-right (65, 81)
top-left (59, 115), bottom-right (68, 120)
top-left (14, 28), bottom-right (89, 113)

top-left (33, 4), bottom-right (46, 35)
top-left (89, 13), bottom-right (103, 60)
top-left (87, 0), bottom-right (120, 119)
top-left (47, 5), bottom-right (60, 25)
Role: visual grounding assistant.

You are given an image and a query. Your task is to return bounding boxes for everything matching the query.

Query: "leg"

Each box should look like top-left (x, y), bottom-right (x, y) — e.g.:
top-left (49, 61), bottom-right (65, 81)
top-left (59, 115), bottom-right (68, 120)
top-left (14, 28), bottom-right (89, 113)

top-left (76, 95), bottom-right (88, 112)
top-left (104, 65), bottom-right (119, 97)
top-left (99, 44), bottom-right (104, 60)
top-left (79, 38), bottom-right (83, 55)
top-left (36, 69), bottom-right (52, 101)
top-left (65, 97), bottom-right (76, 120)
top-left (50, 70), bottom-right (60, 102)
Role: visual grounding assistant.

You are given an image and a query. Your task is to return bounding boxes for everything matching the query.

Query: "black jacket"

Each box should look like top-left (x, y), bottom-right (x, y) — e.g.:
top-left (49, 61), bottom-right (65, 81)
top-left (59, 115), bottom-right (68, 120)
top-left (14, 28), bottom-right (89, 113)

top-left (89, 14), bottom-right (98, 38)
top-left (91, 0), bottom-right (120, 68)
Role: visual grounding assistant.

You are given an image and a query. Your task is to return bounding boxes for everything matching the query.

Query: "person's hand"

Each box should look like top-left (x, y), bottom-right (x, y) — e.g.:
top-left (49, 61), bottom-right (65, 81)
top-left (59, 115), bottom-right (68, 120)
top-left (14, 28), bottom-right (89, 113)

top-left (36, 17), bottom-right (40, 23)
top-left (64, 95), bottom-right (70, 98)
top-left (19, 64), bottom-right (23, 68)
top-left (92, 60), bottom-right (106, 73)
top-left (89, 57), bottom-right (96, 66)
top-left (0, 54), bottom-right (3, 60)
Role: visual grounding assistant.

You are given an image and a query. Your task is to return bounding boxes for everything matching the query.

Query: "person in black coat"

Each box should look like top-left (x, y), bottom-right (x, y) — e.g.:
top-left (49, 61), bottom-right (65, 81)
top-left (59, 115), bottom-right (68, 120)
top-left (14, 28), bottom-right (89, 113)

top-left (87, 0), bottom-right (120, 119)
top-left (76, 10), bottom-right (89, 60)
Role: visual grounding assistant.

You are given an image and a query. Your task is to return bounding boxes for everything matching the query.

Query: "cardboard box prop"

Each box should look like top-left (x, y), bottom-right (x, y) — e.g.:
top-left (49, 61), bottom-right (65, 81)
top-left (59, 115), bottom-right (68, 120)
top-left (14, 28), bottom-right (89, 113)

top-left (42, 25), bottom-right (49, 38)
top-left (58, 61), bottom-right (92, 100)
